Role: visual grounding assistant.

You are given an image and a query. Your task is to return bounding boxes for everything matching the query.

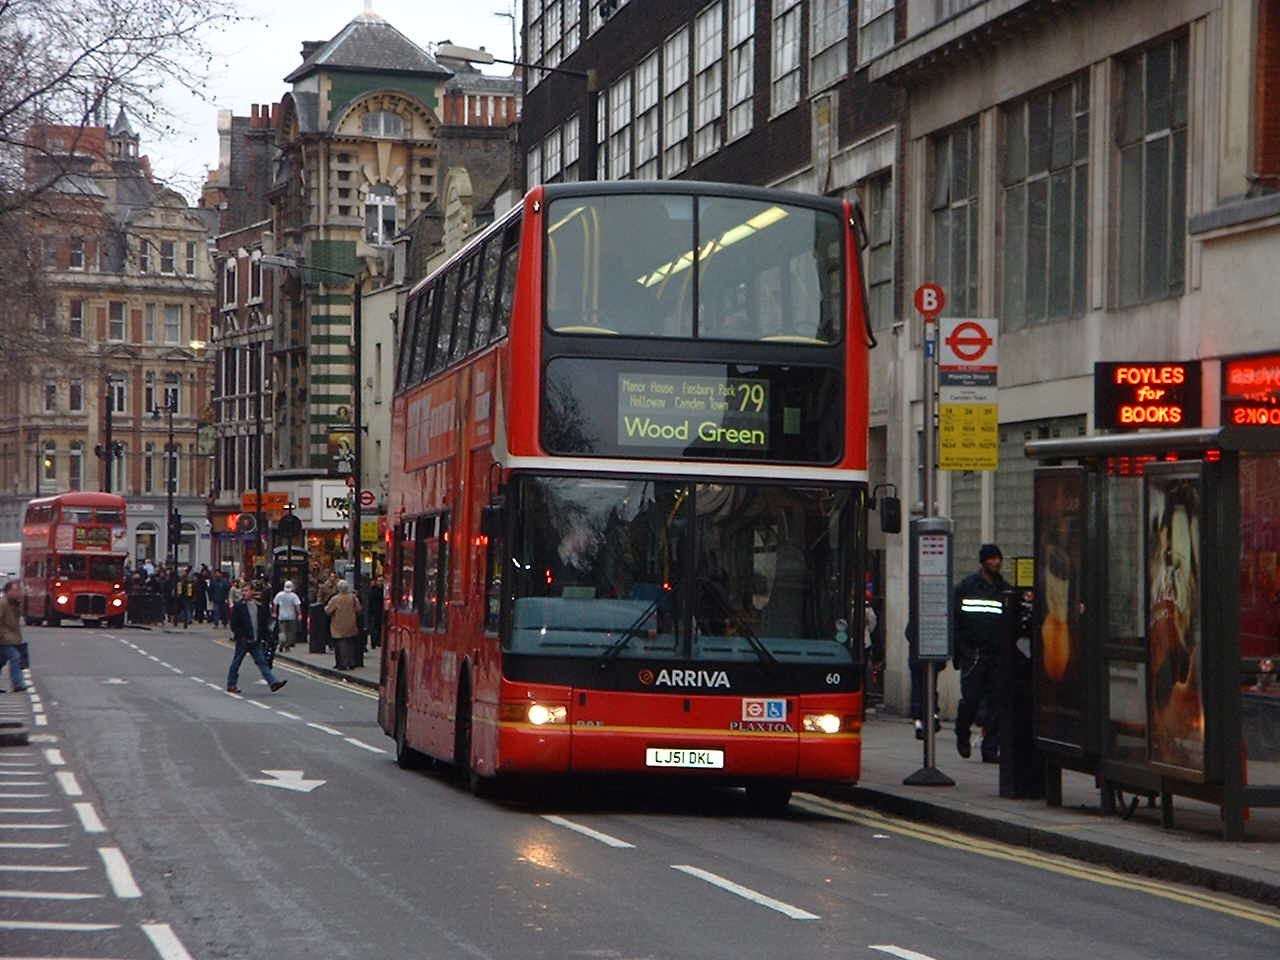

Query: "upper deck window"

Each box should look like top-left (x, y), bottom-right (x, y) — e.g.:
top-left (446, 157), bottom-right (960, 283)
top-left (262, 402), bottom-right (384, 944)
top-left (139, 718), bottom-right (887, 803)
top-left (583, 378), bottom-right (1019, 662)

top-left (545, 193), bottom-right (843, 343)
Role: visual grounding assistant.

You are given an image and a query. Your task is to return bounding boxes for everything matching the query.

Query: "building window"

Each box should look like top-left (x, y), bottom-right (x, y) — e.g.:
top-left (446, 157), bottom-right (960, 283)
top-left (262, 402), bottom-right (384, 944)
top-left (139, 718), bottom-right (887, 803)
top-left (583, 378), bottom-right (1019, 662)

top-left (160, 240), bottom-right (176, 274)
top-left (857, 0), bottom-right (894, 64)
top-left (222, 260), bottom-right (236, 308)
top-left (564, 114), bottom-right (581, 181)
top-left (69, 237), bottom-right (84, 270)
top-left (164, 372), bottom-right (180, 413)
top-left (145, 371), bottom-right (156, 413)
top-left (109, 444), bottom-right (125, 493)
top-left (108, 301), bottom-right (126, 341)
top-left (164, 304), bottom-right (182, 344)
top-left (527, 143), bottom-right (543, 188)
top-left (596, 91), bottom-right (608, 178)
top-left (41, 236), bottom-right (57, 267)
top-left (635, 52), bottom-right (660, 179)
top-left (727, 0), bottom-right (754, 141)
top-left (937, 0), bottom-right (980, 20)
top-left (811, 0), bottom-right (848, 91)
top-left (609, 75), bottom-right (633, 179)
top-left (44, 382), bottom-right (57, 412)
top-left (185, 241), bottom-right (197, 276)
top-left (545, 0), bottom-right (562, 68)
top-left (771, 0), bottom-right (803, 115)
top-left (250, 258), bottom-right (262, 300)
top-left (862, 171), bottom-right (894, 330)
top-left (361, 110), bottom-right (404, 138)
top-left (1003, 75), bottom-right (1089, 328)
top-left (42, 441), bottom-right (56, 483)
top-left (663, 27), bottom-right (691, 175)
top-left (69, 442), bottom-right (83, 492)
top-left (365, 184), bottom-right (397, 245)
top-left (1117, 36), bottom-right (1188, 307)
top-left (144, 442), bottom-right (155, 493)
top-left (544, 128), bottom-right (563, 182)
top-left (694, 2), bottom-right (725, 162)
top-left (930, 121), bottom-right (979, 316)
top-left (565, 0), bottom-right (581, 56)
top-left (222, 437), bottom-right (235, 492)
top-left (142, 303), bottom-right (155, 342)
top-left (68, 299), bottom-right (83, 338)
top-left (138, 240), bottom-right (150, 273)
top-left (69, 379), bottom-right (83, 412)
top-left (528, 16), bottom-right (543, 81)
top-left (108, 377), bottom-right (127, 414)
top-left (166, 444), bottom-right (178, 495)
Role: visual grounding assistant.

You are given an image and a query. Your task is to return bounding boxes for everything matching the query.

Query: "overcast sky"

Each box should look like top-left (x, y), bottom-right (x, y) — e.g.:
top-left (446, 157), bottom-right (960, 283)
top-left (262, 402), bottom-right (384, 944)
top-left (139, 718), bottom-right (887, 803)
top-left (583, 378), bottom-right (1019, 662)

top-left (150, 0), bottom-right (520, 198)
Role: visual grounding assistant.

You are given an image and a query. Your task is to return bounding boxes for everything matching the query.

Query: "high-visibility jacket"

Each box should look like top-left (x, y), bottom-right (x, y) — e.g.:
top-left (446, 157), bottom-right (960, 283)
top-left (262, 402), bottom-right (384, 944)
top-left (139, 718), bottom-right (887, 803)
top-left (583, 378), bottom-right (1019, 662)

top-left (953, 570), bottom-right (1007, 660)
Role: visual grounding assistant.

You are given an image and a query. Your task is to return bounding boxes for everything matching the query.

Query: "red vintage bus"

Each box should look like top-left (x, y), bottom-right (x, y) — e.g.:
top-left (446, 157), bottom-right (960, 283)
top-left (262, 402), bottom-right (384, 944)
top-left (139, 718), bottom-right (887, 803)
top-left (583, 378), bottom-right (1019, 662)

top-left (379, 181), bottom-right (874, 809)
top-left (20, 493), bottom-right (129, 627)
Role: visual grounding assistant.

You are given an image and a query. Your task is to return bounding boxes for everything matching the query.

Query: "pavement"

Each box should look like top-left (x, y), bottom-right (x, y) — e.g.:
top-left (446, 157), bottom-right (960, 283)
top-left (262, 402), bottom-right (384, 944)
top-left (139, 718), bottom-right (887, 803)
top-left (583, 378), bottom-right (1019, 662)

top-left (133, 620), bottom-right (1279, 907)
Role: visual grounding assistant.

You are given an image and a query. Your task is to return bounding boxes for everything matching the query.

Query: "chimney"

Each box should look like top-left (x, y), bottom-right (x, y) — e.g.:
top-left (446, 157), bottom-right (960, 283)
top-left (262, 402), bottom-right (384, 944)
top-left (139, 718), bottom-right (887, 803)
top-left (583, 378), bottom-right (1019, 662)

top-left (300, 40), bottom-right (325, 62)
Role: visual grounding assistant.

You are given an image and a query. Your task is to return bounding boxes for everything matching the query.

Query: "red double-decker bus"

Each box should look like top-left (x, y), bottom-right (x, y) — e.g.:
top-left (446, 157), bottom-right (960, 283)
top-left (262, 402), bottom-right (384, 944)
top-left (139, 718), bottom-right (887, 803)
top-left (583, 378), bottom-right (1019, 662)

top-left (379, 181), bottom-right (873, 809)
top-left (20, 493), bottom-right (129, 627)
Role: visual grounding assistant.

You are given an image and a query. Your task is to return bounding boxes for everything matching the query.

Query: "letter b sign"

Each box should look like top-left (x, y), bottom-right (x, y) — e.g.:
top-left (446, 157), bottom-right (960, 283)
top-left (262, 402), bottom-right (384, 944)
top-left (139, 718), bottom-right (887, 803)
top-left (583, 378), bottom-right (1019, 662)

top-left (914, 283), bottom-right (945, 317)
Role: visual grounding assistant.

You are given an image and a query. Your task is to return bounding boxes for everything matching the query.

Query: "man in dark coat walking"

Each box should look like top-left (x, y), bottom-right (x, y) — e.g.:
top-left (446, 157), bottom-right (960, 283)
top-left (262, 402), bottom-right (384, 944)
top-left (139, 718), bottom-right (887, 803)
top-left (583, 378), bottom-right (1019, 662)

top-left (226, 582), bottom-right (287, 695)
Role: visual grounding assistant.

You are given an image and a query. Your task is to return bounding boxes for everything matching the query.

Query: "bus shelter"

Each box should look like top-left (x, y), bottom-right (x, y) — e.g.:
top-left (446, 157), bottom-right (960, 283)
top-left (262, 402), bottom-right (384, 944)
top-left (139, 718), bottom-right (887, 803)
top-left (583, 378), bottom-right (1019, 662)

top-left (1026, 427), bottom-right (1280, 839)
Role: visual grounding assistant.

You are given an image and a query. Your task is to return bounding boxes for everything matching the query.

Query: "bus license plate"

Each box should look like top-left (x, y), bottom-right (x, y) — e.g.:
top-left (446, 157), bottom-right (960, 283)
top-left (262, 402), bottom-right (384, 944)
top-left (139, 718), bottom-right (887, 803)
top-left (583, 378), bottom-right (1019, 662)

top-left (645, 747), bottom-right (724, 769)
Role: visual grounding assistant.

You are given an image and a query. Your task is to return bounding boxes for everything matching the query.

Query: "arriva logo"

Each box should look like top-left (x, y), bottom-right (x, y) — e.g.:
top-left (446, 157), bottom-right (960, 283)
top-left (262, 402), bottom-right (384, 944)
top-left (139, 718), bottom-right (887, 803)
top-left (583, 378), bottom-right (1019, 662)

top-left (641, 668), bottom-right (731, 689)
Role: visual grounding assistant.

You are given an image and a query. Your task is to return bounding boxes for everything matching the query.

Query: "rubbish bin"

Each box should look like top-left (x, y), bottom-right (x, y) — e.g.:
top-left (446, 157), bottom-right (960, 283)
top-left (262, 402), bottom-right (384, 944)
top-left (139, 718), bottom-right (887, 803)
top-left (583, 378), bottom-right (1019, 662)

top-left (308, 602), bottom-right (329, 653)
top-left (999, 587), bottom-right (1044, 798)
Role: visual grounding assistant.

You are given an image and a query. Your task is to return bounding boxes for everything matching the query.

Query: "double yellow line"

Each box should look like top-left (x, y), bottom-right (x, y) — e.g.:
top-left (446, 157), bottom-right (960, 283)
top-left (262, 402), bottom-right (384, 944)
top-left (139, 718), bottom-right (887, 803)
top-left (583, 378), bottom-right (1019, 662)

top-left (794, 794), bottom-right (1280, 929)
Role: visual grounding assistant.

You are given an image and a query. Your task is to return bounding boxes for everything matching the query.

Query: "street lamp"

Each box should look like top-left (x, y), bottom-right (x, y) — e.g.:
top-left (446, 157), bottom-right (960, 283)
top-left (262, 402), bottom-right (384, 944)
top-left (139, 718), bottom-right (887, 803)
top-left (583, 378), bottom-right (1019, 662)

top-left (152, 399), bottom-right (179, 571)
top-left (94, 375), bottom-right (124, 492)
top-left (259, 253), bottom-right (365, 598)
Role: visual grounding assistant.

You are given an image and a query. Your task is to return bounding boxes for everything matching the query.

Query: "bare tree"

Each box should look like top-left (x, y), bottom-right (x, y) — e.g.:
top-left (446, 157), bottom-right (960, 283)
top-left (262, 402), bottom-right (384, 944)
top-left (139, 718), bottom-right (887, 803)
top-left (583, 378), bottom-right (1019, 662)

top-left (0, 0), bottom-right (238, 373)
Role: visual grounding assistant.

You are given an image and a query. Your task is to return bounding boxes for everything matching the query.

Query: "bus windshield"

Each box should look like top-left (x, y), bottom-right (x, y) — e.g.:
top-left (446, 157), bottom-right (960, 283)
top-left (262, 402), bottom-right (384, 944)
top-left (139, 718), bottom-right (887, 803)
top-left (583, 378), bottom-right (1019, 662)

top-left (56, 556), bottom-right (125, 581)
top-left (508, 476), bottom-right (854, 665)
top-left (545, 194), bottom-right (844, 343)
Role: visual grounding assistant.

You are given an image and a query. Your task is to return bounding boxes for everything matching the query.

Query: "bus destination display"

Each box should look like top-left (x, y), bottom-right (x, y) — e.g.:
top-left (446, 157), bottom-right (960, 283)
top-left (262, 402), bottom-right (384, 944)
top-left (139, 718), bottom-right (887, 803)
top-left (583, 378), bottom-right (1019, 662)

top-left (618, 372), bottom-right (769, 450)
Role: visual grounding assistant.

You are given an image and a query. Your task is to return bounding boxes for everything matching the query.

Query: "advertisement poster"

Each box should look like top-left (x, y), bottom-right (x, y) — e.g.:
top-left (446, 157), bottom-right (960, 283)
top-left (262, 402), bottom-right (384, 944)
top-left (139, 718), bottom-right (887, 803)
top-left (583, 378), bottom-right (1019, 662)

top-left (1145, 467), bottom-right (1206, 780)
top-left (1034, 468), bottom-right (1087, 752)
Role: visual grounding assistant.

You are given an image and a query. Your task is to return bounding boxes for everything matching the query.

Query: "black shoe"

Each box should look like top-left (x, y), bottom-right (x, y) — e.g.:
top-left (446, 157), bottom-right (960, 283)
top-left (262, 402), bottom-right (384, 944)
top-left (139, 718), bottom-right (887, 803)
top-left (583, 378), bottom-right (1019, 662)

top-left (956, 731), bottom-right (972, 758)
top-left (270, 680), bottom-right (287, 692)
top-left (226, 686), bottom-right (241, 694)
top-left (12, 686), bottom-right (28, 693)
top-left (934, 715), bottom-right (942, 732)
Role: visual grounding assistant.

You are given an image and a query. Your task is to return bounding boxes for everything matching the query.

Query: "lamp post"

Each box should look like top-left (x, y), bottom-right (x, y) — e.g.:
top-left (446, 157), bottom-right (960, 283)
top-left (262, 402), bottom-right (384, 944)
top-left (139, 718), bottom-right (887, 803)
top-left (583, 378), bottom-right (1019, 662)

top-left (153, 399), bottom-right (178, 571)
top-left (259, 253), bottom-right (364, 598)
top-left (95, 375), bottom-right (123, 492)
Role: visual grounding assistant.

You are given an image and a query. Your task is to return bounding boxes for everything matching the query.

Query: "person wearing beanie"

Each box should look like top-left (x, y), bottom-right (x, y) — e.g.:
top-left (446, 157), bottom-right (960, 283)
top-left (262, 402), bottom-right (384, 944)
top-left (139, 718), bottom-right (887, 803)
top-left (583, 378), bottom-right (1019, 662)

top-left (952, 543), bottom-right (1008, 761)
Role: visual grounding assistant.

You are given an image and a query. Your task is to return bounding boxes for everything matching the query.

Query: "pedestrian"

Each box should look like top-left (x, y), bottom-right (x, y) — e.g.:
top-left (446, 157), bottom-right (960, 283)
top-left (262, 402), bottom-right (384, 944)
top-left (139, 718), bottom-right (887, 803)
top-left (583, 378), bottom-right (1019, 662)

top-left (903, 617), bottom-right (941, 740)
top-left (142, 557), bottom-right (155, 577)
top-left (365, 574), bottom-right (384, 650)
top-left (178, 571), bottom-right (195, 628)
top-left (226, 582), bottom-right (287, 694)
top-left (207, 570), bottom-right (230, 628)
top-left (953, 543), bottom-right (1009, 762)
top-left (1, 581), bottom-right (28, 692)
top-left (324, 580), bottom-right (362, 670)
top-left (271, 580), bottom-right (303, 652)
top-left (193, 571), bottom-right (208, 623)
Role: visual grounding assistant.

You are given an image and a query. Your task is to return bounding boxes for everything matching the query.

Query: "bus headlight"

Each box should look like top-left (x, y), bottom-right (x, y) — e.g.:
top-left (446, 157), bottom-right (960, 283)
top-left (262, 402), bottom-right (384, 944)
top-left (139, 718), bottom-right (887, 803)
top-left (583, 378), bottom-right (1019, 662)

top-left (527, 703), bottom-right (568, 726)
top-left (111, 598), bottom-right (123, 607)
top-left (56, 594), bottom-right (70, 606)
top-left (802, 713), bottom-right (842, 734)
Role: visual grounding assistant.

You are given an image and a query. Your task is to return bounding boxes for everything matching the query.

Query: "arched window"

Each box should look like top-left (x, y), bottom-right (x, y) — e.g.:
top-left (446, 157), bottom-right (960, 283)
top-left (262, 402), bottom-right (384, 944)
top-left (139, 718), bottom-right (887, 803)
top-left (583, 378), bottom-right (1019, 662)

top-left (361, 110), bottom-right (404, 138)
top-left (69, 442), bottom-right (83, 491)
top-left (42, 441), bottom-right (56, 483)
top-left (365, 184), bottom-right (398, 245)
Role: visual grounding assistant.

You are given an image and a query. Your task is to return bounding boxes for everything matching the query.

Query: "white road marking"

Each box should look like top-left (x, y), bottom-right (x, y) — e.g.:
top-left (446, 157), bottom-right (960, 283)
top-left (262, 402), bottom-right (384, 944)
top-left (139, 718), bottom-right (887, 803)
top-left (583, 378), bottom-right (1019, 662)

top-left (225, 691), bottom-right (243, 700)
top-left (0, 919), bottom-right (119, 931)
top-left (275, 710), bottom-right (302, 720)
top-left (250, 770), bottom-right (326, 793)
top-left (0, 781), bottom-right (44, 787)
top-left (542, 815), bottom-right (636, 849)
top-left (0, 793), bottom-right (50, 798)
top-left (159, 661), bottom-right (172, 668)
top-left (33, 715), bottom-right (47, 727)
top-left (31, 703), bottom-right (45, 714)
top-left (306, 722), bottom-right (342, 736)
top-left (55, 772), bottom-right (82, 797)
top-left (248, 701), bottom-right (271, 711)
top-left (43, 749), bottom-right (65, 766)
top-left (0, 889), bottom-right (102, 900)
top-left (0, 823), bottom-right (68, 830)
top-left (0, 864), bottom-right (86, 872)
top-left (98, 846), bottom-right (142, 898)
top-left (72, 802), bottom-right (106, 834)
top-left (147, 655), bottom-right (160, 662)
top-left (169, 666), bottom-right (184, 674)
top-left (670, 865), bottom-right (820, 920)
top-left (0, 808), bottom-right (57, 814)
top-left (142, 922), bottom-right (197, 959)
top-left (343, 737), bottom-right (387, 754)
top-left (189, 677), bottom-right (205, 685)
top-left (0, 762), bottom-right (37, 768)
top-left (870, 947), bottom-right (942, 960)
top-left (0, 842), bottom-right (67, 849)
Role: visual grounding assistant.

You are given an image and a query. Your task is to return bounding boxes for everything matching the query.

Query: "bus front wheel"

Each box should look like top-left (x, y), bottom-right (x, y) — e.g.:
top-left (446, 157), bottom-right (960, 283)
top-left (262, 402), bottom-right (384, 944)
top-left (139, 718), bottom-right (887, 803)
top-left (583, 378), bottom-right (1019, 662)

top-left (107, 615), bottom-right (125, 628)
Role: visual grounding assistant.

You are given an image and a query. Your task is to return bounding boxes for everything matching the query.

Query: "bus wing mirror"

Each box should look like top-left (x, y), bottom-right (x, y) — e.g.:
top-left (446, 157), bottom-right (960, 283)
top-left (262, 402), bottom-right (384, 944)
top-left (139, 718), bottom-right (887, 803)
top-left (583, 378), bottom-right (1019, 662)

top-left (879, 496), bottom-right (901, 534)
top-left (481, 502), bottom-right (505, 539)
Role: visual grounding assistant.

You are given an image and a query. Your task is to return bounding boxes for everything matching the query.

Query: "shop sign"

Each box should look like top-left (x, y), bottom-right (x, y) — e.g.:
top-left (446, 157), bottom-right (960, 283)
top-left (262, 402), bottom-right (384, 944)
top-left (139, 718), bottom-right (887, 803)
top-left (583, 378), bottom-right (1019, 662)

top-left (1221, 352), bottom-right (1280, 427)
top-left (1094, 362), bottom-right (1201, 430)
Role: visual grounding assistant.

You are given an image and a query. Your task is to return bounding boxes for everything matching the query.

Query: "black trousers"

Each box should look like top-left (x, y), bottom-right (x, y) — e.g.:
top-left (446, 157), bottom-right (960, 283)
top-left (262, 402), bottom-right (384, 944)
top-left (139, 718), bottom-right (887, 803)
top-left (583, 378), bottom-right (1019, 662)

top-left (955, 652), bottom-right (1000, 757)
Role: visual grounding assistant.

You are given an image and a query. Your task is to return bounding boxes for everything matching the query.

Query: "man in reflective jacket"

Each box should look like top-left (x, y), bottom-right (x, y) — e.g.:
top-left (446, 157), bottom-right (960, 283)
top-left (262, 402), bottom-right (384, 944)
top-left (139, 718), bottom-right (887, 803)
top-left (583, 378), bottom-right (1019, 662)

top-left (952, 543), bottom-right (1007, 761)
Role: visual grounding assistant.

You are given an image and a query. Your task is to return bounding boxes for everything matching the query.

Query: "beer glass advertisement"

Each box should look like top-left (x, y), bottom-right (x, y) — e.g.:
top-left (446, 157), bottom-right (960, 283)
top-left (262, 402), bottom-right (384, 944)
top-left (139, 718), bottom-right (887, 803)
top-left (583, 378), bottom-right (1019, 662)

top-left (1034, 468), bottom-right (1087, 752)
top-left (1144, 466), bottom-right (1206, 780)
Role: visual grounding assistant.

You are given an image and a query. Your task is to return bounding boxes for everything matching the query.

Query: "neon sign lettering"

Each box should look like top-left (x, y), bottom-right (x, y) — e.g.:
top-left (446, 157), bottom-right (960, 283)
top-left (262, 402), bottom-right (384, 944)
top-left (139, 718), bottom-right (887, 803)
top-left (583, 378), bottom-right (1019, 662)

top-left (1094, 362), bottom-right (1201, 432)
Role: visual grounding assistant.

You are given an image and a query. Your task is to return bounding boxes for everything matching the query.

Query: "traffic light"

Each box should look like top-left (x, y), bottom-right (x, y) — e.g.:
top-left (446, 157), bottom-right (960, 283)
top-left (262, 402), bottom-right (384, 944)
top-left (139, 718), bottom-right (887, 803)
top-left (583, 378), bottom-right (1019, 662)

top-left (235, 513), bottom-right (257, 534)
top-left (168, 508), bottom-right (182, 541)
top-left (227, 512), bottom-right (240, 532)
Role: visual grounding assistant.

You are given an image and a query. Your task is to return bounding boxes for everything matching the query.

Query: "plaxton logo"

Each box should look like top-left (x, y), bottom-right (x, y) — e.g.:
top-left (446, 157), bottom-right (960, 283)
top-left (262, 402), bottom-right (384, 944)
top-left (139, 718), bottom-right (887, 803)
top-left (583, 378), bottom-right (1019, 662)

top-left (638, 668), bottom-right (732, 689)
